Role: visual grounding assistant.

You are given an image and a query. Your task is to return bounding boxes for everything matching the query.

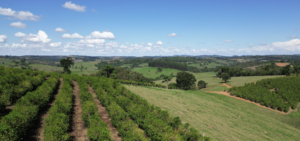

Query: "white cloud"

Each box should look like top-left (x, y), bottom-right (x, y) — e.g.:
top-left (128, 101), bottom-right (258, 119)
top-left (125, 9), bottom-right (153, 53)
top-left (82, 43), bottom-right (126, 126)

top-left (49, 42), bottom-right (61, 47)
top-left (14, 32), bottom-right (26, 37)
top-left (42, 49), bottom-right (51, 52)
top-left (157, 41), bottom-right (163, 45)
top-left (287, 35), bottom-right (298, 39)
top-left (147, 43), bottom-right (153, 46)
top-left (168, 33), bottom-right (177, 37)
top-left (10, 21), bottom-right (26, 28)
top-left (62, 33), bottom-right (84, 39)
top-left (15, 30), bottom-right (52, 43)
top-left (0, 35), bottom-right (8, 43)
top-left (224, 40), bottom-right (232, 43)
top-left (78, 39), bottom-right (105, 44)
top-left (86, 31), bottom-right (115, 39)
top-left (55, 28), bottom-right (67, 32)
top-left (0, 7), bottom-right (40, 21)
top-left (249, 44), bottom-right (253, 46)
top-left (62, 2), bottom-right (86, 12)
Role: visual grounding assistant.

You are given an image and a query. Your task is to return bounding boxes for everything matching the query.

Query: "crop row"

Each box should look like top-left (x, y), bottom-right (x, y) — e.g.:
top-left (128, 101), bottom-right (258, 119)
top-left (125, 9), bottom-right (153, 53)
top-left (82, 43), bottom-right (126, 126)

top-left (0, 68), bottom-right (48, 112)
top-left (43, 74), bottom-right (73, 141)
top-left (72, 75), bottom-right (112, 140)
top-left (0, 72), bottom-right (60, 141)
top-left (229, 75), bottom-right (300, 112)
top-left (89, 77), bottom-right (211, 141)
top-left (89, 77), bottom-right (149, 141)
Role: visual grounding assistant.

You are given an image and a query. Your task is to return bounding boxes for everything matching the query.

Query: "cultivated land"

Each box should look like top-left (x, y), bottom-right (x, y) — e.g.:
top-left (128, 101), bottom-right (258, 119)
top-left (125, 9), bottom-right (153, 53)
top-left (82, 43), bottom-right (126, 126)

top-left (124, 85), bottom-right (300, 141)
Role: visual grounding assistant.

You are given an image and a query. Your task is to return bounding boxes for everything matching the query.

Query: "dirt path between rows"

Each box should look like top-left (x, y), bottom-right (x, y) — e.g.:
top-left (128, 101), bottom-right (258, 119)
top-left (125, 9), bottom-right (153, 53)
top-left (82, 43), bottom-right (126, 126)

top-left (87, 85), bottom-right (122, 141)
top-left (23, 78), bottom-right (63, 141)
top-left (206, 91), bottom-right (300, 115)
top-left (70, 81), bottom-right (89, 141)
top-left (222, 83), bottom-right (232, 88)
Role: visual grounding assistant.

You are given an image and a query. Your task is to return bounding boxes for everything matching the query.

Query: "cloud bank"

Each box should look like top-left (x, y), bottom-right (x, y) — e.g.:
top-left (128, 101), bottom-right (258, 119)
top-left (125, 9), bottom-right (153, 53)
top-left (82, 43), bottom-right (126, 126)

top-left (62, 2), bottom-right (86, 12)
top-left (0, 7), bottom-right (40, 21)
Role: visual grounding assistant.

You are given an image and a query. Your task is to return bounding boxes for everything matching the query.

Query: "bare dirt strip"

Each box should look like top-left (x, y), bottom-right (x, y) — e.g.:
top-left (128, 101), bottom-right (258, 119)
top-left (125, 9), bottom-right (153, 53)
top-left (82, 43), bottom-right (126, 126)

top-left (275, 63), bottom-right (290, 67)
top-left (87, 85), bottom-right (122, 141)
top-left (222, 83), bottom-right (232, 88)
top-left (70, 81), bottom-right (89, 141)
top-left (24, 78), bottom-right (63, 141)
top-left (206, 91), bottom-right (300, 115)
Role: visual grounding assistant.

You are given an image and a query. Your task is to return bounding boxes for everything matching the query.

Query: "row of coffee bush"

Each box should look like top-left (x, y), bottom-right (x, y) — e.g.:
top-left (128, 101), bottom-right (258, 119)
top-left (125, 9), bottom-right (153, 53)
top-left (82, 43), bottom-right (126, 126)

top-left (43, 74), bottom-right (73, 141)
top-left (89, 77), bottom-right (150, 141)
top-left (0, 72), bottom-right (59, 140)
top-left (72, 75), bottom-right (112, 140)
top-left (0, 67), bottom-right (48, 112)
top-left (89, 77), bottom-right (211, 141)
top-left (229, 75), bottom-right (300, 112)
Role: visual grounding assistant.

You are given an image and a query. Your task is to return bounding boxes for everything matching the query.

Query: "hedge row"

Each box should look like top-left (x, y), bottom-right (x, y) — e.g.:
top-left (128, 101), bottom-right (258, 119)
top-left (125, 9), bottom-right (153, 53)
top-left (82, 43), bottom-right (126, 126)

top-left (0, 68), bottom-right (48, 112)
top-left (43, 74), bottom-right (73, 141)
top-left (89, 77), bottom-right (149, 141)
top-left (90, 77), bottom-right (211, 141)
top-left (115, 79), bottom-right (166, 88)
top-left (72, 75), bottom-right (112, 141)
top-left (0, 72), bottom-right (60, 140)
top-left (229, 75), bottom-right (300, 112)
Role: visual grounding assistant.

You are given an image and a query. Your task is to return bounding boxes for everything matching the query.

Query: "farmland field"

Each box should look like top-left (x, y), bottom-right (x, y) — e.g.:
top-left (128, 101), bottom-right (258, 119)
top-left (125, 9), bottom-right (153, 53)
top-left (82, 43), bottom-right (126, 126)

top-left (124, 85), bottom-right (300, 141)
top-left (133, 66), bottom-right (181, 79)
top-left (155, 72), bottom-right (285, 87)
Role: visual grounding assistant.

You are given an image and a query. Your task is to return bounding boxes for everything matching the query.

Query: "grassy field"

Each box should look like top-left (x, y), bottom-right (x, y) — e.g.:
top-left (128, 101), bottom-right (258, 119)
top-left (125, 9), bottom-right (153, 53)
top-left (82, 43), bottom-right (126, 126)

top-left (124, 85), bottom-right (300, 141)
top-left (156, 72), bottom-right (285, 87)
top-left (132, 67), bottom-right (181, 79)
top-left (70, 61), bottom-right (99, 75)
top-left (0, 58), bottom-right (13, 66)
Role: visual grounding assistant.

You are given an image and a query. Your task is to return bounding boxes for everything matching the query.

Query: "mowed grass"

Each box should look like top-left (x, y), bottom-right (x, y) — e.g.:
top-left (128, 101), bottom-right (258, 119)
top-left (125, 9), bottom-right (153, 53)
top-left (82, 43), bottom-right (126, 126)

top-left (30, 64), bottom-right (63, 72)
top-left (156, 72), bottom-right (285, 87)
top-left (133, 67), bottom-right (181, 79)
top-left (124, 85), bottom-right (300, 141)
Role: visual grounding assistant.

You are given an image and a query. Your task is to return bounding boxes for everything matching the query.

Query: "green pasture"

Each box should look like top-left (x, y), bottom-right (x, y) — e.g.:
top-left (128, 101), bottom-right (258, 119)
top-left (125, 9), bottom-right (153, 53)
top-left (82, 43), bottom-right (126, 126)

top-left (132, 67), bottom-right (181, 79)
top-left (70, 61), bottom-right (99, 75)
top-left (0, 58), bottom-right (13, 66)
top-left (124, 85), bottom-right (300, 141)
top-left (156, 72), bottom-right (285, 88)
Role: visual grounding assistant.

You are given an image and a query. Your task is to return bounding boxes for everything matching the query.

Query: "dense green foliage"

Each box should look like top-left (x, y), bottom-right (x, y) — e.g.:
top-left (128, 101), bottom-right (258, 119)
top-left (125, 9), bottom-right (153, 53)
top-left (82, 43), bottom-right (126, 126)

top-left (0, 66), bottom-right (48, 112)
top-left (0, 72), bottom-right (59, 140)
top-left (216, 64), bottom-right (299, 77)
top-left (197, 80), bottom-right (207, 89)
top-left (176, 72), bottom-right (197, 90)
top-left (115, 79), bottom-right (166, 88)
top-left (44, 74), bottom-right (73, 141)
top-left (97, 66), bottom-right (153, 83)
top-left (60, 57), bottom-right (74, 74)
top-left (220, 72), bottom-right (231, 83)
top-left (73, 75), bottom-right (112, 140)
top-left (149, 60), bottom-right (188, 71)
top-left (229, 75), bottom-right (300, 112)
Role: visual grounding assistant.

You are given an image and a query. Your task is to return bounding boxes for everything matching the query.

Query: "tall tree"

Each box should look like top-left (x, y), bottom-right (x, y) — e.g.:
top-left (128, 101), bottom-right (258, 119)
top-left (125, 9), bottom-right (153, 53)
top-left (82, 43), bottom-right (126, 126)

top-left (97, 65), bottom-right (116, 78)
top-left (220, 73), bottom-right (231, 83)
top-left (60, 57), bottom-right (74, 74)
top-left (176, 72), bottom-right (196, 90)
top-left (197, 80), bottom-right (207, 89)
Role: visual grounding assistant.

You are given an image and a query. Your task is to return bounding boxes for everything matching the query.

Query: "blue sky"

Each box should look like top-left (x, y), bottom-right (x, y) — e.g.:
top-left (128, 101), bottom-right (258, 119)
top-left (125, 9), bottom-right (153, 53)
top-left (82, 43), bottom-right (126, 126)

top-left (0, 0), bottom-right (299, 56)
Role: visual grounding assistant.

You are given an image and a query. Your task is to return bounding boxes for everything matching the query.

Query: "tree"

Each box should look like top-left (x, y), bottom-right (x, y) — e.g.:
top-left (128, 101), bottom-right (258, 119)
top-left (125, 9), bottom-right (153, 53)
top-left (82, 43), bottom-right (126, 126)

top-left (220, 72), bottom-right (231, 83)
top-left (80, 65), bottom-right (84, 71)
top-left (176, 72), bottom-right (196, 90)
top-left (97, 65), bottom-right (116, 78)
top-left (197, 80), bottom-right (207, 89)
top-left (162, 75), bottom-right (172, 89)
top-left (60, 57), bottom-right (74, 74)
top-left (282, 65), bottom-right (291, 76)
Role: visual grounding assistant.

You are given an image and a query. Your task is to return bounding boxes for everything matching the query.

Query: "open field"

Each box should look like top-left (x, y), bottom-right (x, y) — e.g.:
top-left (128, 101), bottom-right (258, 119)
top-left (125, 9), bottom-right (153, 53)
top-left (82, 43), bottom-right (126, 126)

top-left (124, 85), bottom-right (300, 141)
top-left (70, 61), bottom-right (99, 75)
top-left (275, 63), bottom-right (290, 67)
top-left (155, 72), bottom-right (285, 87)
top-left (0, 58), bottom-right (13, 66)
top-left (133, 67), bottom-right (181, 79)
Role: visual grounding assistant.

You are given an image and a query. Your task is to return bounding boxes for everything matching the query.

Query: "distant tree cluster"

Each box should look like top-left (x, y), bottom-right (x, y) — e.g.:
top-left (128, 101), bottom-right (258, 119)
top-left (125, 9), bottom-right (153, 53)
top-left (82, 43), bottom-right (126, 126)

top-left (96, 65), bottom-right (153, 83)
top-left (149, 60), bottom-right (188, 71)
